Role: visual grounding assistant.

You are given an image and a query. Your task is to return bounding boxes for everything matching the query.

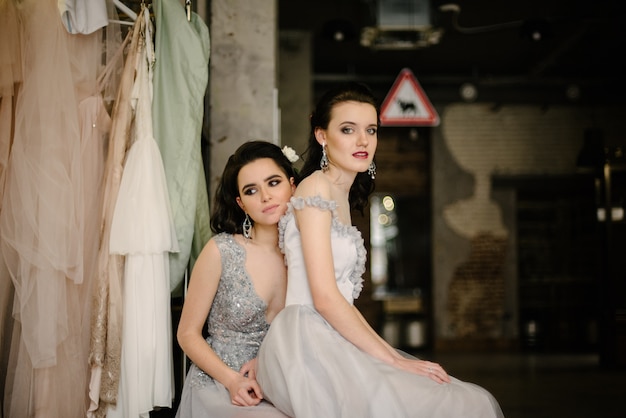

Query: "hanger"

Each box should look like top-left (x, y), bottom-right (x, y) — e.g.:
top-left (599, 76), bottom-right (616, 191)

top-left (110, 0), bottom-right (137, 25)
top-left (185, 0), bottom-right (191, 21)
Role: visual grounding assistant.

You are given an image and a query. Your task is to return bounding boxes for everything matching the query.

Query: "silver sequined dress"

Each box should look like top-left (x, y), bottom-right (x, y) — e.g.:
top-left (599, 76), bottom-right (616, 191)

top-left (256, 196), bottom-right (505, 418)
top-left (175, 233), bottom-right (289, 417)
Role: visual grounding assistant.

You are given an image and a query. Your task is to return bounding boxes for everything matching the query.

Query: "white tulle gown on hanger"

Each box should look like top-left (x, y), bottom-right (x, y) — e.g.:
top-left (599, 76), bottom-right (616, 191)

top-left (107, 8), bottom-right (179, 418)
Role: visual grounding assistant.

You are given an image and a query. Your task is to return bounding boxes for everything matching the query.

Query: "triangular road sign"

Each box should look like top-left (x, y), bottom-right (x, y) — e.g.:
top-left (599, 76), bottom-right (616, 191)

top-left (380, 68), bottom-right (440, 127)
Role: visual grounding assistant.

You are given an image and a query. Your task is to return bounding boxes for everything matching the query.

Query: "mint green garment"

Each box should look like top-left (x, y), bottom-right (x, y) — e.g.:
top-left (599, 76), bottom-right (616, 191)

top-left (152, 0), bottom-right (212, 294)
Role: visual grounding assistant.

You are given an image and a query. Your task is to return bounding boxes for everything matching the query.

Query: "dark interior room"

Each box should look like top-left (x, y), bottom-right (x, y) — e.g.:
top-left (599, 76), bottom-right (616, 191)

top-left (276, 2), bottom-right (626, 417)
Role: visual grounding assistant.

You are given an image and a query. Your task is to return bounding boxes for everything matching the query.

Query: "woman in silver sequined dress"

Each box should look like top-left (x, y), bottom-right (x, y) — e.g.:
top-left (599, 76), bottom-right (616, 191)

top-left (175, 141), bottom-right (296, 417)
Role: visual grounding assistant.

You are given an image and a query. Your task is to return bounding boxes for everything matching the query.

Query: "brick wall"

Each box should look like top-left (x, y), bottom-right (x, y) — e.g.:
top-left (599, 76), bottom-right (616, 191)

top-left (433, 103), bottom-right (626, 347)
top-left (447, 232), bottom-right (507, 338)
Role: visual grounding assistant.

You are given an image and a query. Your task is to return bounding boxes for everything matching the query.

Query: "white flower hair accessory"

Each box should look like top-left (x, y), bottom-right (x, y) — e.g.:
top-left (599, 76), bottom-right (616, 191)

top-left (282, 146), bottom-right (300, 163)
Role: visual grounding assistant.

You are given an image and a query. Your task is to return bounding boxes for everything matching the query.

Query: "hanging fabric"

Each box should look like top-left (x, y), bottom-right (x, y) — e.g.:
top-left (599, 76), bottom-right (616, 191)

top-left (58, 0), bottom-right (109, 35)
top-left (0, 0), bottom-right (21, 207)
top-left (87, 8), bottom-right (143, 418)
top-left (105, 4), bottom-right (178, 416)
top-left (0, 0), bottom-right (111, 415)
top-left (0, 4), bottom-right (21, 415)
top-left (101, 0), bottom-right (127, 105)
top-left (152, 0), bottom-right (212, 295)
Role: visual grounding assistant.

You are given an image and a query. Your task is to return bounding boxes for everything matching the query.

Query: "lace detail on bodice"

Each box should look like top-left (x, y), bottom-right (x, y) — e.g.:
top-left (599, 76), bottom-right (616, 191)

top-left (278, 195), bottom-right (365, 299)
top-left (190, 233), bottom-right (270, 388)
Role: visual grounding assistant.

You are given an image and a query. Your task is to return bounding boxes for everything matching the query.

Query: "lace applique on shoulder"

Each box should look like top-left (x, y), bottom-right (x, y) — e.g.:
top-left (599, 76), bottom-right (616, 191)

top-left (291, 194), bottom-right (338, 213)
top-left (278, 195), bottom-right (365, 299)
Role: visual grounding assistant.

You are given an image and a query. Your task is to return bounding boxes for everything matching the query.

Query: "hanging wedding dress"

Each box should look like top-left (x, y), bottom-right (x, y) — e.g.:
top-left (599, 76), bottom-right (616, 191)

top-left (0, 2), bottom-right (21, 416)
top-left (1, 0), bottom-right (108, 415)
top-left (0, 0), bottom-right (21, 206)
top-left (106, 7), bottom-right (179, 417)
top-left (88, 12), bottom-right (142, 418)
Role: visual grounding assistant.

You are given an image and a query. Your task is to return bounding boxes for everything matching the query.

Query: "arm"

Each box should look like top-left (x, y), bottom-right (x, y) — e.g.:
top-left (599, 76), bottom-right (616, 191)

top-left (352, 305), bottom-right (448, 382)
top-left (298, 202), bottom-right (397, 363)
top-left (352, 304), bottom-right (403, 360)
top-left (177, 238), bottom-right (264, 405)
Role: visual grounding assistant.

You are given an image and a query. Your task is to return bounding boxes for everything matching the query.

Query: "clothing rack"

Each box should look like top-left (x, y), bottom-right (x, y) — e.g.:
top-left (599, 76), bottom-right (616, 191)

top-left (112, 0), bottom-right (137, 20)
top-left (110, 0), bottom-right (192, 26)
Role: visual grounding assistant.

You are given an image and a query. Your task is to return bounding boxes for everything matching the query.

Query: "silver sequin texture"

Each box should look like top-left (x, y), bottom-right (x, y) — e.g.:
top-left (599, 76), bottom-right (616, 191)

top-left (190, 233), bottom-right (269, 388)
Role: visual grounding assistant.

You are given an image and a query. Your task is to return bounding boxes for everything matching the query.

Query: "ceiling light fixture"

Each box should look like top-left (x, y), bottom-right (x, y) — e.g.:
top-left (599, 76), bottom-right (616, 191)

top-left (322, 19), bottom-right (357, 43)
top-left (361, 0), bottom-right (444, 50)
top-left (459, 83), bottom-right (478, 102)
top-left (519, 18), bottom-right (553, 42)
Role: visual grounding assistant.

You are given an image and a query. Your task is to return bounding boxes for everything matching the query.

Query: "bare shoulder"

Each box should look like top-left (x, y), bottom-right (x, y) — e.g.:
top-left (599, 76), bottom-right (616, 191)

top-left (203, 235), bottom-right (221, 253)
top-left (187, 236), bottom-right (223, 293)
top-left (296, 171), bottom-right (331, 199)
top-left (196, 235), bottom-right (221, 266)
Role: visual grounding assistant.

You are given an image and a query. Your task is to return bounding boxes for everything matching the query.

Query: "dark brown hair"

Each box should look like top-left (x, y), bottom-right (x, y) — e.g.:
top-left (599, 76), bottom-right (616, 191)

top-left (299, 82), bottom-right (379, 213)
top-left (210, 140), bottom-right (297, 234)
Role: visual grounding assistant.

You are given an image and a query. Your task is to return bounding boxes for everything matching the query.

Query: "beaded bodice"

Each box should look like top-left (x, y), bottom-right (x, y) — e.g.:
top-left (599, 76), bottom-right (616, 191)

top-left (190, 233), bottom-right (269, 387)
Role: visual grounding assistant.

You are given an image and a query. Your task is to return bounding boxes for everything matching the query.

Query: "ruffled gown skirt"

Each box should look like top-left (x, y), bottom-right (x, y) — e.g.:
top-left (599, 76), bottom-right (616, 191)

top-left (257, 304), bottom-right (504, 418)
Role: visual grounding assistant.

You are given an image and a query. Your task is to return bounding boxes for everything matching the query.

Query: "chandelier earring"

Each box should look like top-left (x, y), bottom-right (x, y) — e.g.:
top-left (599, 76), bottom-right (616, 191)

top-left (320, 143), bottom-right (329, 172)
top-left (242, 213), bottom-right (252, 239)
top-left (367, 161), bottom-right (377, 179)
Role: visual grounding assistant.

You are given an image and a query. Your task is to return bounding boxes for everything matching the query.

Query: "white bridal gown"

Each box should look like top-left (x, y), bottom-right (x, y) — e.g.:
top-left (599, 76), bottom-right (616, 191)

top-left (256, 196), bottom-right (505, 418)
top-left (107, 8), bottom-right (179, 418)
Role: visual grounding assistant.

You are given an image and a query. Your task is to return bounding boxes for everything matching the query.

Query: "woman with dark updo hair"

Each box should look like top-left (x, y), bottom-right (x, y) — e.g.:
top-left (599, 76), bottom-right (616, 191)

top-left (256, 83), bottom-right (504, 418)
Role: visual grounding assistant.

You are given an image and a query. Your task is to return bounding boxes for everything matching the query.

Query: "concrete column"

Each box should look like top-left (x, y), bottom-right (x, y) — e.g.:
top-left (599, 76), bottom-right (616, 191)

top-left (278, 30), bottom-right (312, 162)
top-left (209, 0), bottom-right (278, 197)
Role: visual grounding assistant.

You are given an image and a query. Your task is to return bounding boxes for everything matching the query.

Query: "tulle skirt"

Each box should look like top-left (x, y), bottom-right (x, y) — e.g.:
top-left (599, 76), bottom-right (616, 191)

top-left (175, 364), bottom-right (290, 418)
top-left (257, 304), bottom-right (504, 418)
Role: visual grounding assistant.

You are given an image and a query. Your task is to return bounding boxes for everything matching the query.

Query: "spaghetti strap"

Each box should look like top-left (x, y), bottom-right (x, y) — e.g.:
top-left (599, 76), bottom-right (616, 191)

top-left (96, 30), bottom-right (131, 94)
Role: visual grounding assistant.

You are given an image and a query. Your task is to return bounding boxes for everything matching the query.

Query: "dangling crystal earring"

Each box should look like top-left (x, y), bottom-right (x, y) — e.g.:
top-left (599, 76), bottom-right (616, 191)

top-left (367, 161), bottom-right (377, 179)
top-left (243, 213), bottom-right (252, 239)
top-left (320, 143), bottom-right (329, 172)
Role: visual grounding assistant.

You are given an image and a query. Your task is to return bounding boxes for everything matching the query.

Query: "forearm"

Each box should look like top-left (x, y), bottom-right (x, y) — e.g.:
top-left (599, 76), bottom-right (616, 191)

top-left (353, 305), bottom-right (403, 359)
top-left (178, 332), bottom-right (239, 387)
top-left (316, 296), bottom-right (398, 365)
